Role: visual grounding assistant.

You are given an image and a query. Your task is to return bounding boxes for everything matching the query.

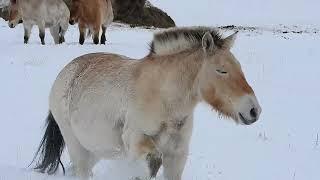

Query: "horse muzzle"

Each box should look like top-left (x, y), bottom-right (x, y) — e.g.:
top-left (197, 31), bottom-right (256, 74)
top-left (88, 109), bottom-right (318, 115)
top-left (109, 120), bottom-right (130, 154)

top-left (8, 22), bottom-right (15, 28)
top-left (69, 19), bottom-right (75, 25)
top-left (236, 95), bottom-right (262, 125)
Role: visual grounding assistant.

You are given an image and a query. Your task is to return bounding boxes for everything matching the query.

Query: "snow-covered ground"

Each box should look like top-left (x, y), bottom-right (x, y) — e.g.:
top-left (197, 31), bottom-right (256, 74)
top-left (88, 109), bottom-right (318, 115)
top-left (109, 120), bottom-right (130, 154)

top-left (1, 1), bottom-right (320, 179)
top-left (151, 0), bottom-right (320, 26)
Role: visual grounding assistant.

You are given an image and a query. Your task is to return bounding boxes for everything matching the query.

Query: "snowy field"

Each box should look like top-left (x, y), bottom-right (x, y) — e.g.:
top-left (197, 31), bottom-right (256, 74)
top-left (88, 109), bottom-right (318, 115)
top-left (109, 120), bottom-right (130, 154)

top-left (1, 1), bottom-right (320, 179)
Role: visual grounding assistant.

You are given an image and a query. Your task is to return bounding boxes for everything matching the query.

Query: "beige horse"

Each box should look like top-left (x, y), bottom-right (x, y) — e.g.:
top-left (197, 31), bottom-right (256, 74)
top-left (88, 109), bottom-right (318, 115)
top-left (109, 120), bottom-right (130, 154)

top-left (32, 27), bottom-right (262, 180)
top-left (8, 0), bottom-right (69, 44)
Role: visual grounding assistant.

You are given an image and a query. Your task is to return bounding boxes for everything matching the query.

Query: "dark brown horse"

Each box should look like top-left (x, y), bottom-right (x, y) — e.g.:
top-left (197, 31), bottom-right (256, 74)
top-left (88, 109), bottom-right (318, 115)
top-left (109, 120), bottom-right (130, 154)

top-left (69, 0), bottom-right (113, 45)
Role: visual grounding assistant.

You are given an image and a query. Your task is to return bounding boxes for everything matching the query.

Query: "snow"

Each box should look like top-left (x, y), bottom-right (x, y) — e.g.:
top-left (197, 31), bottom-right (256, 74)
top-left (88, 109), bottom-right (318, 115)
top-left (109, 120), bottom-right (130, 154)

top-left (1, 1), bottom-right (320, 179)
top-left (150, 0), bottom-right (320, 26)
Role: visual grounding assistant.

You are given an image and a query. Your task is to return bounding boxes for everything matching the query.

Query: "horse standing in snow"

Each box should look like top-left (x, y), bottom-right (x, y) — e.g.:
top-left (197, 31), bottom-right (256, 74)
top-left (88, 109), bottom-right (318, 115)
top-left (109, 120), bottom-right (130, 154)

top-left (8, 0), bottom-right (69, 45)
top-left (32, 27), bottom-right (262, 180)
top-left (69, 0), bottom-right (114, 45)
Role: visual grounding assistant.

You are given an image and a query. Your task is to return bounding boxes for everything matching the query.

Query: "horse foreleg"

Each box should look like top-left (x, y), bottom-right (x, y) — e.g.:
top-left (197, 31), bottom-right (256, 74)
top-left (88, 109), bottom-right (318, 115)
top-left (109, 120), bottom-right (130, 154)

top-left (93, 26), bottom-right (100, 45)
top-left (49, 25), bottom-right (60, 44)
top-left (59, 20), bottom-right (69, 44)
top-left (37, 22), bottom-right (45, 45)
top-left (122, 130), bottom-right (162, 179)
top-left (78, 23), bottom-right (86, 45)
top-left (23, 22), bottom-right (33, 44)
top-left (161, 116), bottom-right (193, 180)
top-left (162, 151), bottom-right (188, 180)
top-left (100, 25), bottom-right (106, 45)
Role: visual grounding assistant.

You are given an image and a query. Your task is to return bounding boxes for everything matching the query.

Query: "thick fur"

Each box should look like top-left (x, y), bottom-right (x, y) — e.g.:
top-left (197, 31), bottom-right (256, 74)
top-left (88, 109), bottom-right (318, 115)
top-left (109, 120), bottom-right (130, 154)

top-left (38, 27), bottom-right (261, 180)
top-left (149, 26), bottom-right (224, 56)
top-left (32, 111), bottom-right (65, 174)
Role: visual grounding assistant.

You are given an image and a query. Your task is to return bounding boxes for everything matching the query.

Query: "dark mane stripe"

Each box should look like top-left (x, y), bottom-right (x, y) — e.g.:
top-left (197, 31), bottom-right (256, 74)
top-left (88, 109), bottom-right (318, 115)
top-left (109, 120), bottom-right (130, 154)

top-left (149, 26), bottom-right (224, 56)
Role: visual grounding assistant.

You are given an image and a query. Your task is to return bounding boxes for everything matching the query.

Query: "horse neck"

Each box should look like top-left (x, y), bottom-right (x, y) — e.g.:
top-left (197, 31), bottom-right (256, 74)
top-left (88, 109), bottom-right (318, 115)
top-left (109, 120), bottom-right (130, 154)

top-left (153, 49), bottom-right (205, 106)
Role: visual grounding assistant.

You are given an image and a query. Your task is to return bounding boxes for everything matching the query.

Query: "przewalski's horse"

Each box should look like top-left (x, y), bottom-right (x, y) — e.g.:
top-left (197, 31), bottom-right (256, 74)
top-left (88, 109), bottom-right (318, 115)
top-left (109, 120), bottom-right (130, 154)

top-left (32, 27), bottom-right (262, 180)
top-left (8, 0), bottom-right (69, 45)
top-left (69, 0), bottom-right (114, 45)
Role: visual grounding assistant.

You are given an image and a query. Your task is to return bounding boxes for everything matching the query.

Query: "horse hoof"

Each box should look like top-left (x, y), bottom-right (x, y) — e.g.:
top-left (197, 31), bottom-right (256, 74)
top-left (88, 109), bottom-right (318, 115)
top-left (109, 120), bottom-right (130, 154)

top-left (59, 37), bottom-right (65, 44)
top-left (100, 36), bottom-right (106, 45)
top-left (93, 37), bottom-right (99, 45)
top-left (24, 36), bottom-right (28, 44)
top-left (79, 39), bottom-right (85, 45)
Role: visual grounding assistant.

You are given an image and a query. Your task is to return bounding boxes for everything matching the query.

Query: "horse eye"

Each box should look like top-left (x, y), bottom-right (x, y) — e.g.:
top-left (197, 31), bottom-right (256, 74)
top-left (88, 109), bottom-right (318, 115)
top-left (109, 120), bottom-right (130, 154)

top-left (216, 69), bottom-right (228, 74)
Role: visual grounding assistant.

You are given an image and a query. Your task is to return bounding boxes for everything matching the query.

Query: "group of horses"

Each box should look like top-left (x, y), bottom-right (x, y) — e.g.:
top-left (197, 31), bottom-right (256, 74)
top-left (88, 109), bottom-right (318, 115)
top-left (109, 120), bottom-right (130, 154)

top-left (7, 0), bottom-right (113, 45)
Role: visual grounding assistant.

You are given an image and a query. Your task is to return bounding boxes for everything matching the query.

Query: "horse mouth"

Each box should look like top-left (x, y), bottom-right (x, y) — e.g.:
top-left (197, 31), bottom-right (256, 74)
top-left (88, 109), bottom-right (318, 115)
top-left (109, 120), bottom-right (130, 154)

top-left (69, 20), bottom-right (75, 25)
top-left (238, 113), bottom-right (252, 125)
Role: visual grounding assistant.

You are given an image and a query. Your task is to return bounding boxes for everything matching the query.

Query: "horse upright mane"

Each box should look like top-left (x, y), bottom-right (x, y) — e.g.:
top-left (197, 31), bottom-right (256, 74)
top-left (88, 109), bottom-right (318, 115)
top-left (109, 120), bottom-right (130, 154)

top-left (149, 26), bottom-right (224, 56)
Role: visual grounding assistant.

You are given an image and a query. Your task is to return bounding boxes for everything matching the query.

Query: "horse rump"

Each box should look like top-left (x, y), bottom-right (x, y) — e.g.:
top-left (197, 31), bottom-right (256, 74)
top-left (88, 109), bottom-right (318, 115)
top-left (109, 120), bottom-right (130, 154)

top-left (30, 111), bottom-right (65, 174)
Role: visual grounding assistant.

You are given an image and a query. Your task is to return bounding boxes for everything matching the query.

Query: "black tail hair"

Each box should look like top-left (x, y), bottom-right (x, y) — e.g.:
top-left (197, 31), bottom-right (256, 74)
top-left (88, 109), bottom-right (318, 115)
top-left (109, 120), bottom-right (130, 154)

top-left (30, 111), bottom-right (65, 174)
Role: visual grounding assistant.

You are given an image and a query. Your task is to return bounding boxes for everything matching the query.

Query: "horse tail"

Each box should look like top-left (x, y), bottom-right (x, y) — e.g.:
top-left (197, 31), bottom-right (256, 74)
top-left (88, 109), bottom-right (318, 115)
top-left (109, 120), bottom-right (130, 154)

top-left (31, 111), bottom-right (65, 174)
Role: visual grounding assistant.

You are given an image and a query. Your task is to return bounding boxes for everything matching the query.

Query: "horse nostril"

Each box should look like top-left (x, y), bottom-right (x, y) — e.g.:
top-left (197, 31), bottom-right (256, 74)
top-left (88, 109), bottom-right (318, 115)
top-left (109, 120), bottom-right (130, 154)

top-left (250, 108), bottom-right (257, 119)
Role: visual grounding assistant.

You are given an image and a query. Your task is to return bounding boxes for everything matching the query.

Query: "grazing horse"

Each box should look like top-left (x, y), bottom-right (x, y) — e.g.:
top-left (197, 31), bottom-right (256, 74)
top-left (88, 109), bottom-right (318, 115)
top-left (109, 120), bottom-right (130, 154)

top-left (69, 0), bottom-right (114, 45)
top-left (8, 0), bottom-right (69, 45)
top-left (32, 27), bottom-right (262, 180)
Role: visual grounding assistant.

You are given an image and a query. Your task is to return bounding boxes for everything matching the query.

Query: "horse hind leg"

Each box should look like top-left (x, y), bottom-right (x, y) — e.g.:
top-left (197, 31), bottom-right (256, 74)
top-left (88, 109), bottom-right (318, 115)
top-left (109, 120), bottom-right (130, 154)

top-left (49, 25), bottom-right (60, 44)
top-left (37, 22), bottom-right (46, 45)
top-left (59, 27), bottom-right (65, 44)
top-left (59, 19), bottom-right (69, 44)
top-left (92, 25), bottom-right (100, 45)
top-left (100, 25), bottom-right (106, 45)
top-left (23, 22), bottom-right (33, 44)
top-left (78, 23), bottom-right (86, 45)
top-left (58, 122), bottom-right (99, 180)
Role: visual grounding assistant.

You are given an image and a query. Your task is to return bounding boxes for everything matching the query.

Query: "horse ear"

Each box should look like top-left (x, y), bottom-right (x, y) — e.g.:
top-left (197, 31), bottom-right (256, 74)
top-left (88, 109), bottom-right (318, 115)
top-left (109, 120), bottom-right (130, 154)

top-left (223, 31), bottom-right (238, 49)
top-left (202, 31), bottom-right (215, 54)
